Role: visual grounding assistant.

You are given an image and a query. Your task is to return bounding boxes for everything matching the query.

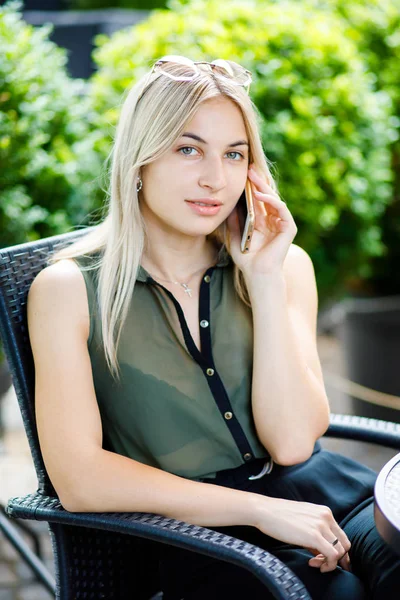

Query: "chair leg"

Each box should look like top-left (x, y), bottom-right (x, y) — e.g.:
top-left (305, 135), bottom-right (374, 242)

top-left (0, 505), bottom-right (56, 596)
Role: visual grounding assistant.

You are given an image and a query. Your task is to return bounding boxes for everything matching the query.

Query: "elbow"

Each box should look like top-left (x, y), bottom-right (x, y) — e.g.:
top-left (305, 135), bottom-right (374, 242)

top-left (273, 449), bottom-right (313, 466)
top-left (265, 403), bottom-right (330, 467)
top-left (271, 440), bottom-right (318, 466)
top-left (320, 406), bottom-right (331, 437)
top-left (59, 487), bottom-right (89, 513)
top-left (61, 498), bottom-right (84, 513)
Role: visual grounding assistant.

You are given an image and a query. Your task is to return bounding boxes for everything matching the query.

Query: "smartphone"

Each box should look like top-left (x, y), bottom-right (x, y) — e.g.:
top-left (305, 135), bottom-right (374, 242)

top-left (237, 178), bottom-right (255, 253)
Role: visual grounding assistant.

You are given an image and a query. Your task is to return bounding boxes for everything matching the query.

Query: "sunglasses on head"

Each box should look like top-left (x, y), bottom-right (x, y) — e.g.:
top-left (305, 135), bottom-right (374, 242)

top-left (139, 55), bottom-right (252, 99)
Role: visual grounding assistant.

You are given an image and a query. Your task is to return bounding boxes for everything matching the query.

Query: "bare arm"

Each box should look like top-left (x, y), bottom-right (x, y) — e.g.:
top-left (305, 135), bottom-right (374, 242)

top-left (66, 445), bottom-right (261, 524)
top-left (246, 245), bottom-right (330, 465)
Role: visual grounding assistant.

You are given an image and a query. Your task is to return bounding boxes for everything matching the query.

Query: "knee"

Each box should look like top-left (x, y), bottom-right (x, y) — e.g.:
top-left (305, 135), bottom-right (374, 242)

top-left (328, 569), bottom-right (367, 600)
top-left (344, 503), bottom-right (400, 598)
top-left (275, 548), bottom-right (367, 600)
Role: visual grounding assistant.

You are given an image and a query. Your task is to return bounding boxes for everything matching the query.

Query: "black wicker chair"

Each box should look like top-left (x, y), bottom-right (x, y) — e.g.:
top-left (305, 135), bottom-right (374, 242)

top-left (1, 229), bottom-right (400, 600)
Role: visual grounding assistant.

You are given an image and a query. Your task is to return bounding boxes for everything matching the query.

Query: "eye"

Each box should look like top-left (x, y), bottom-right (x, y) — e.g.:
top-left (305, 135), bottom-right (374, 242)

top-left (178, 146), bottom-right (199, 156)
top-left (226, 151), bottom-right (244, 160)
top-left (178, 146), bottom-right (245, 160)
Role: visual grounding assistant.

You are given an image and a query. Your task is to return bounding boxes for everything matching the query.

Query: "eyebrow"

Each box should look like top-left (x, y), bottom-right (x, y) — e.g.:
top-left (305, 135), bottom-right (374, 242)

top-left (181, 132), bottom-right (249, 147)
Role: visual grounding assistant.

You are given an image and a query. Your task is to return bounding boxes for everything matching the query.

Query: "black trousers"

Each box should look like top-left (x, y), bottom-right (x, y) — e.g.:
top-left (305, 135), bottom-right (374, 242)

top-left (158, 443), bottom-right (400, 599)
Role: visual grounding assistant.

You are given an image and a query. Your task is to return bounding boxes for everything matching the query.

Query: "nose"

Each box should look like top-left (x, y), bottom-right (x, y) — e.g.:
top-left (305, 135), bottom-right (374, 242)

top-left (199, 157), bottom-right (227, 191)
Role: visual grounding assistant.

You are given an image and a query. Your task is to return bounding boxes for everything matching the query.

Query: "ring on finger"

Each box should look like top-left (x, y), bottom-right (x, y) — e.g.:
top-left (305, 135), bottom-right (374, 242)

top-left (321, 537), bottom-right (345, 564)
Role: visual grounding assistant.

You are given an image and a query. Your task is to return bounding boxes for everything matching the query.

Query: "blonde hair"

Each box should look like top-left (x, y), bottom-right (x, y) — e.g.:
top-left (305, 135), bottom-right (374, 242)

top-left (49, 60), bottom-right (278, 383)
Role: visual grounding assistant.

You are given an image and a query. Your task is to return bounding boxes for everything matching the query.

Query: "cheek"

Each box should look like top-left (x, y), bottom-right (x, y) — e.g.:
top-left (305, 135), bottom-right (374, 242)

top-left (147, 161), bottom-right (187, 191)
top-left (233, 175), bottom-right (247, 202)
top-left (141, 172), bottom-right (184, 215)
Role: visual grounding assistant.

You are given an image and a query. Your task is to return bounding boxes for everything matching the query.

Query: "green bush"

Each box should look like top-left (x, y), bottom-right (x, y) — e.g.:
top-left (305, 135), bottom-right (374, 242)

top-left (303, 0), bottom-right (400, 296)
top-left (89, 0), bottom-right (395, 306)
top-left (67, 0), bottom-right (167, 8)
top-left (0, 1), bottom-right (104, 249)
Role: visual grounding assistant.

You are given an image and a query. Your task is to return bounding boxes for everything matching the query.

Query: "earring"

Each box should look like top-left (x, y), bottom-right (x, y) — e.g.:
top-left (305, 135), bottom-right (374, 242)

top-left (136, 176), bottom-right (143, 192)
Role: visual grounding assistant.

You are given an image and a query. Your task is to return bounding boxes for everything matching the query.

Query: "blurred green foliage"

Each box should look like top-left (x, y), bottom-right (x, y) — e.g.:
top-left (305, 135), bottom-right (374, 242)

top-left (89, 0), bottom-right (396, 304)
top-left (68, 0), bottom-right (167, 8)
top-left (0, 0), bottom-right (399, 310)
top-left (0, 1), bottom-right (104, 249)
top-left (305, 0), bottom-right (400, 296)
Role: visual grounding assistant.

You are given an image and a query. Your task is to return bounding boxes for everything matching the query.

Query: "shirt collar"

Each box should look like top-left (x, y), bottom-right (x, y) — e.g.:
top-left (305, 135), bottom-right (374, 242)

top-left (136, 248), bottom-right (232, 283)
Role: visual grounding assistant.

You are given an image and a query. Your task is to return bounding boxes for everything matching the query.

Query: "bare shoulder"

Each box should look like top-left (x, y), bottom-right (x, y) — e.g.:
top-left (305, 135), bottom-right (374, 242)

top-left (283, 244), bottom-right (317, 306)
top-left (29, 258), bottom-right (87, 304)
top-left (283, 243), bottom-right (315, 278)
top-left (286, 243), bottom-right (313, 266)
top-left (28, 258), bottom-right (90, 341)
top-left (33, 257), bottom-right (83, 281)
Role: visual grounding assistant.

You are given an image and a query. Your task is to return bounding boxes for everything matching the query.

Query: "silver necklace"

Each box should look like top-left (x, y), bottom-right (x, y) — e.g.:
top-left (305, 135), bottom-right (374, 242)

top-left (146, 255), bottom-right (218, 298)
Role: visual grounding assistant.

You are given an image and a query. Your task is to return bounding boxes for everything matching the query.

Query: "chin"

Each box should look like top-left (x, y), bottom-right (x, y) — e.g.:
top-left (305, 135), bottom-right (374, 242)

top-left (176, 221), bottom-right (223, 237)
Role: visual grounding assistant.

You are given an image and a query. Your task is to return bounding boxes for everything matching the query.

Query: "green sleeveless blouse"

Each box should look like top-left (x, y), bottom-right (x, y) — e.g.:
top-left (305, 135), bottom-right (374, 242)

top-left (73, 252), bottom-right (269, 480)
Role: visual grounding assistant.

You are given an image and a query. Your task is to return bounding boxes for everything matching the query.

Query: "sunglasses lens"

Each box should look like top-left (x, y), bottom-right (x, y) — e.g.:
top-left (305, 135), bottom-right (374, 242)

top-left (155, 56), bottom-right (198, 81)
top-left (228, 61), bottom-right (252, 85)
top-left (211, 60), bottom-right (251, 86)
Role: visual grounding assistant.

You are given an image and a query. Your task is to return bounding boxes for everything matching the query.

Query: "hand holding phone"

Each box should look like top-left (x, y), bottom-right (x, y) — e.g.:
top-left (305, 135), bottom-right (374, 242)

top-left (230, 164), bottom-right (298, 275)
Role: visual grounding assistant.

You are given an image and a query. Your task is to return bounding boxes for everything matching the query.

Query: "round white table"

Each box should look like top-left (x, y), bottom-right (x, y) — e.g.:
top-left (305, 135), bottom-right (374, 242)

top-left (374, 452), bottom-right (400, 555)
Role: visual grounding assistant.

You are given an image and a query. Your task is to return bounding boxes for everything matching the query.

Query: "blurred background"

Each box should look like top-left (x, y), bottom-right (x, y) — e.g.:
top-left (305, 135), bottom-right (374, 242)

top-left (0, 0), bottom-right (399, 596)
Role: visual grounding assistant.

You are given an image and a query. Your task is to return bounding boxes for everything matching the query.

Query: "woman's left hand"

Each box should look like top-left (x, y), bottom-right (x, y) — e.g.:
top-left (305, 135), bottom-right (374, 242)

top-left (227, 163), bottom-right (298, 279)
top-left (306, 547), bottom-right (352, 573)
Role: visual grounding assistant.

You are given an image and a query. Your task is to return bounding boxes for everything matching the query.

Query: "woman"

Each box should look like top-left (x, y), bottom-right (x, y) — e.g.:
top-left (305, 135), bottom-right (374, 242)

top-left (27, 56), bottom-right (399, 599)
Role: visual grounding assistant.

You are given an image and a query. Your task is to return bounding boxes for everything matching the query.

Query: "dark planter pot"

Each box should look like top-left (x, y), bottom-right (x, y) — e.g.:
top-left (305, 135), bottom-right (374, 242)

top-left (22, 9), bottom-right (150, 79)
top-left (337, 295), bottom-right (400, 423)
top-left (21, 0), bottom-right (68, 10)
top-left (0, 358), bottom-right (11, 397)
top-left (0, 0), bottom-right (66, 9)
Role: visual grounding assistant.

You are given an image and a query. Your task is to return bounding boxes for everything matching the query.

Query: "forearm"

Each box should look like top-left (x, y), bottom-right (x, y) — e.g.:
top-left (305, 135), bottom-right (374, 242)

top-left (246, 273), bottom-right (330, 464)
top-left (63, 448), bottom-right (265, 527)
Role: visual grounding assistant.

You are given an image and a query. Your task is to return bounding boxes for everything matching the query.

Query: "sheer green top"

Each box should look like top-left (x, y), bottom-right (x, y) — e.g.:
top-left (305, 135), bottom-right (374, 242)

top-left (73, 251), bottom-right (269, 480)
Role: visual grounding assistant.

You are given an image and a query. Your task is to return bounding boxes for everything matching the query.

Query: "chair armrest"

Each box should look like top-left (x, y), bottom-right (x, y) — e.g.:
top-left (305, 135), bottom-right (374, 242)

top-left (326, 414), bottom-right (400, 450)
top-left (6, 492), bottom-right (311, 600)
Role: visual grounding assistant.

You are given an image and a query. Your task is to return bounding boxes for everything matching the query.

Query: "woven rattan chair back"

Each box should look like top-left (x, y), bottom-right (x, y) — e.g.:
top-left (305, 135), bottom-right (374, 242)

top-left (0, 229), bottom-right (92, 498)
top-left (0, 228), bottom-right (164, 599)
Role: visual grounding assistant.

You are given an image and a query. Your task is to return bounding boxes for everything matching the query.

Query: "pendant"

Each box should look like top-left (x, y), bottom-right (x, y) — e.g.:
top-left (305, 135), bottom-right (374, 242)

top-left (181, 283), bottom-right (192, 298)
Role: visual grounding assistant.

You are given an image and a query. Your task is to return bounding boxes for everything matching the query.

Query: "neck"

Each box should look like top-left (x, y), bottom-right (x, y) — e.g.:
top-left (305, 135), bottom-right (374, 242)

top-left (141, 238), bottom-right (219, 283)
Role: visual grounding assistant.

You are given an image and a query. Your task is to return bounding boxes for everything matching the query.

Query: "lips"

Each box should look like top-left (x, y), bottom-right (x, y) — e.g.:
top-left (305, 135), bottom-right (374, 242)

top-left (185, 199), bottom-right (222, 206)
top-left (185, 201), bottom-right (222, 216)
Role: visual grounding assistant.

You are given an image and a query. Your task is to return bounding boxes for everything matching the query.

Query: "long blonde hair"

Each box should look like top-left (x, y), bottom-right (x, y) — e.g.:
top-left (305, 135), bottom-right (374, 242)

top-left (49, 60), bottom-right (278, 383)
